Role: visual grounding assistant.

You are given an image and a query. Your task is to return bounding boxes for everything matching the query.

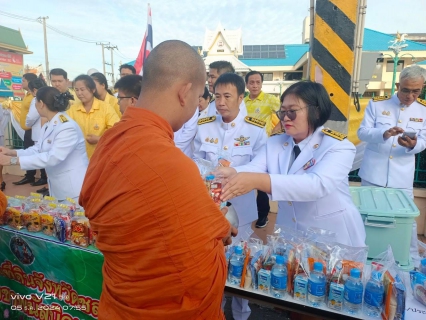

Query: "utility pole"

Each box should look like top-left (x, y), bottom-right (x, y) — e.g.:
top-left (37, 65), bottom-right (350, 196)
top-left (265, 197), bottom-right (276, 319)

top-left (38, 16), bottom-right (50, 84)
top-left (105, 45), bottom-right (118, 85)
top-left (97, 42), bottom-right (109, 75)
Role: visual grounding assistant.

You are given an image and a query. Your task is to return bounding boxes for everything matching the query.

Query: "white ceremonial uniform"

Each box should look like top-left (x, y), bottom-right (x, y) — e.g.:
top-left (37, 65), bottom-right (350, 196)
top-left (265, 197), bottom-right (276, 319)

top-left (358, 95), bottom-right (426, 194)
top-left (194, 110), bottom-right (268, 227)
top-left (198, 105), bottom-right (210, 118)
top-left (237, 126), bottom-right (366, 247)
top-left (174, 109), bottom-right (198, 158)
top-left (17, 112), bottom-right (89, 201)
top-left (26, 97), bottom-right (42, 142)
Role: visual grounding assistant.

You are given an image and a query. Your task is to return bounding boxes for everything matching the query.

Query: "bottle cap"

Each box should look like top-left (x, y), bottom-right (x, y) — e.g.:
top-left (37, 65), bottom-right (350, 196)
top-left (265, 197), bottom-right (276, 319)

top-left (313, 261), bottom-right (323, 272)
top-left (206, 175), bottom-right (215, 181)
top-left (235, 246), bottom-right (243, 255)
top-left (276, 255), bottom-right (285, 264)
top-left (74, 211), bottom-right (85, 216)
top-left (350, 268), bottom-right (361, 278)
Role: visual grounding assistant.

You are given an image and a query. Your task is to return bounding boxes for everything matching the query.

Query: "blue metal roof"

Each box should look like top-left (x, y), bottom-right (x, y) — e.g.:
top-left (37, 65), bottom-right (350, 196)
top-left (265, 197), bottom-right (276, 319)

top-left (417, 60), bottom-right (426, 65)
top-left (363, 28), bottom-right (426, 51)
top-left (240, 44), bottom-right (309, 67)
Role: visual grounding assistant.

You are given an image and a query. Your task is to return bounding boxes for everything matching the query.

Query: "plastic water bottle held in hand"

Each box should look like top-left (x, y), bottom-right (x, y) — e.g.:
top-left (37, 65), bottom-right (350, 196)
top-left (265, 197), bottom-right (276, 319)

top-left (228, 246), bottom-right (245, 285)
top-left (271, 255), bottom-right (287, 299)
top-left (344, 268), bottom-right (363, 315)
top-left (308, 262), bottom-right (326, 307)
top-left (364, 271), bottom-right (385, 318)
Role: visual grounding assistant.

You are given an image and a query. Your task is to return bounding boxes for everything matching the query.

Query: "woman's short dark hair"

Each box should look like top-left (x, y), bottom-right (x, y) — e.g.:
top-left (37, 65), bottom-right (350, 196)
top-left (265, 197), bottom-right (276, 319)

top-left (73, 74), bottom-right (100, 99)
top-left (214, 73), bottom-right (245, 96)
top-left (280, 81), bottom-right (331, 132)
top-left (28, 78), bottom-right (47, 91)
top-left (201, 86), bottom-right (211, 100)
top-left (91, 72), bottom-right (113, 96)
top-left (36, 87), bottom-right (74, 112)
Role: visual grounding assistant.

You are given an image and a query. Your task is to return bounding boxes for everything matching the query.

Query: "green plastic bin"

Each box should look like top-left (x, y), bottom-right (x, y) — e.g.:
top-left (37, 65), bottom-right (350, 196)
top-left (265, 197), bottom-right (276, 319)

top-left (350, 187), bottom-right (419, 269)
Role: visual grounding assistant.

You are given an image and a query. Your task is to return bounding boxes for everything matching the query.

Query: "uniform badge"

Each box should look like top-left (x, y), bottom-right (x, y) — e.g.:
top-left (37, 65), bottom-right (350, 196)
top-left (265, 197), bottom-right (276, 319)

top-left (284, 142), bottom-right (289, 146)
top-left (205, 137), bottom-right (209, 142)
top-left (255, 107), bottom-right (260, 114)
top-left (382, 111), bottom-right (390, 116)
top-left (210, 138), bottom-right (214, 143)
top-left (59, 115), bottom-right (68, 123)
top-left (303, 159), bottom-right (316, 170)
top-left (234, 135), bottom-right (250, 146)
top-left (410, 118), bottom-right (423, 122)
top-left (47, 140), bottom-right (52, 144)
top-left (94, 123), bottom-right (99, 130)
top-left (322, 128), bottom-right (347, 141)
top-left (313, 144), bottom-right (319, 149)
top-left (214, 138), bottom-right (218, 144)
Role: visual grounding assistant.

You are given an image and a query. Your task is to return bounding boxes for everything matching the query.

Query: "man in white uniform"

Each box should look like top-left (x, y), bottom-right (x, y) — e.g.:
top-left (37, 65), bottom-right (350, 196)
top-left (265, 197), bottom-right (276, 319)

top-left (193, 73), bottom-right (267, 320)
top-left (358, 65), bottom-right (426, 258)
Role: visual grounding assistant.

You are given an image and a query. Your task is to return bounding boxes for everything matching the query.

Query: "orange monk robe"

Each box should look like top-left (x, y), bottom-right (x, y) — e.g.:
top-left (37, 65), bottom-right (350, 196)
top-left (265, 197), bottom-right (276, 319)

top-left (80, 107), bottom-right (230, 320)
top-left (0, 191), bottom-right (6, 214)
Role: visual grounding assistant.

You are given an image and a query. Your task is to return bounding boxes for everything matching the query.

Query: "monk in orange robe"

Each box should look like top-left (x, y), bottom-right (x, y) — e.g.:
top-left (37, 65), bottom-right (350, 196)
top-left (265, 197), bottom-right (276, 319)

top-left (0, 191), bottom-right (6, 214)
top-left (80, 40), bottom-right (234, 320)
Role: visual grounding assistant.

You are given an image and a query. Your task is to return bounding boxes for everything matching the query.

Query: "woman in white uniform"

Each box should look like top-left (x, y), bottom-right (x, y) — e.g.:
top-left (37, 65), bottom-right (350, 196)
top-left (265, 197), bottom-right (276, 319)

top-left (218, 81), bottom-right (366, 247)
top-left (0, 87), bottom-right (89, 201)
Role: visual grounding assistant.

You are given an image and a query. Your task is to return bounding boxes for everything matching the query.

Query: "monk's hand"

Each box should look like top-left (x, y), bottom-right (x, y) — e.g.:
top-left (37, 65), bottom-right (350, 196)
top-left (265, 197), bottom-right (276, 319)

top-left (398, 134), bottom-right (417, 149)
top-left (222, 226), bottom-right (238, 246)
top-left (220, 173), bottom-right (256, 202)
top-left (0, 154), bottom-right (11, 166)
top-left (214, 167), bottom-right (237, 184)
top-left (86, 134), bottom-right (100, 145)
top-left (383, 126), bottom-right (404, 140)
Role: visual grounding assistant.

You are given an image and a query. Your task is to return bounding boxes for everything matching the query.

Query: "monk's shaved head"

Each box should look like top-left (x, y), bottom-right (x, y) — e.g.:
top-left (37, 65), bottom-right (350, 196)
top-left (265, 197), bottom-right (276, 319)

top-left (142, 40), bottom-right (206, 94)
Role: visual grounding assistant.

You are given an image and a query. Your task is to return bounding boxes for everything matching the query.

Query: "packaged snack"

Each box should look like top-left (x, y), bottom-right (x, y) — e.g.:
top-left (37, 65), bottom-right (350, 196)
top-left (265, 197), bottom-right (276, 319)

top-left (410, 270), bottom-right (426, 306)
top-left (217, 151), bottom-right (232, 167)
top-left (53, 216), bottom-right (67, 242)
top-left (62, 197), bottom-right (77, 215)
top-left (29, 192), bottom-right (43, 200)
top-left (71, 212), bottom-right (90, 247)
top-left (258, 269), bottom-right (271, 294)
top-left (22, 209), bottom-right (42, 232)
top-left (41, 204), bottom-right (59, 236)
top-left (294, 274), bottom-right (308, 302)
top-left (7, 207), bottom-right (23, 230)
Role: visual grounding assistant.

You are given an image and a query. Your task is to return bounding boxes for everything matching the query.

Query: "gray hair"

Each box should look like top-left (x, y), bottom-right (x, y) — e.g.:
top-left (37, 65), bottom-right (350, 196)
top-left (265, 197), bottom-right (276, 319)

top-left (400, 65), bottom-right (426, 83)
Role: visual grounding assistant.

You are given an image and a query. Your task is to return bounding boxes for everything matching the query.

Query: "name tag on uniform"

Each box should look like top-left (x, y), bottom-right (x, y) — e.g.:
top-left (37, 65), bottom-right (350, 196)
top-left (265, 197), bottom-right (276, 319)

top-left (409, 118), bottom-right (423, 122)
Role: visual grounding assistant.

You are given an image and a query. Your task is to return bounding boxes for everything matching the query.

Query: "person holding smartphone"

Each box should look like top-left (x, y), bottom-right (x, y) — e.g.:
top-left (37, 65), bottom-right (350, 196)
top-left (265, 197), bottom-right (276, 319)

top-left (357, 65), bottom-right (426, 259)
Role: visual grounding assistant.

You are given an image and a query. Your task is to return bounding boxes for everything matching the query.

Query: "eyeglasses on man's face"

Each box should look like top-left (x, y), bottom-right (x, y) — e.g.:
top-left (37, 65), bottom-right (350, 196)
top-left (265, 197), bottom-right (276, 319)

top-left (117, 96), bottom-right (135, 103)
top-left (399, 88), bottom-right (422, 95)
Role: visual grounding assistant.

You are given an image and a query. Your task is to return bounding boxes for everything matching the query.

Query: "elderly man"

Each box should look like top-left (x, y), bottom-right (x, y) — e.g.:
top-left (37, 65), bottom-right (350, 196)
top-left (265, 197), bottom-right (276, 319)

top-left (358, 64), bottom-right (426, 258)
top-left (80, 40), bottom-right (236, 320)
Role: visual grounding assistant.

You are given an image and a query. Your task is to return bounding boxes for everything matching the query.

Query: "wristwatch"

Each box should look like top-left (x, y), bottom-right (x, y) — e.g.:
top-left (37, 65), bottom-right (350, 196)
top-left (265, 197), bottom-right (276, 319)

top-left (10, 157), bottom-right (18, 165)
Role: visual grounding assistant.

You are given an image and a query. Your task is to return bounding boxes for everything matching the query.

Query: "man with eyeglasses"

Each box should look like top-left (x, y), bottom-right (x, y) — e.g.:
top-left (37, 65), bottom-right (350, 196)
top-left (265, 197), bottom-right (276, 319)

top-left (358, 65), bottom-right (426, 259)
top-left (114, 75), bottom-right (142, 114)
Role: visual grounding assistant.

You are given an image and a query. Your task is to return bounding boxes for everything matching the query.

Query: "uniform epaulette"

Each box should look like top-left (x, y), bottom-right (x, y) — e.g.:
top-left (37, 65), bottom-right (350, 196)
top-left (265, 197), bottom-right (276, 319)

top-left (322, 128), bottom-right (347, 141)
top-left (245, 116), bottom-right (266, 128)
top-left (197, 116), bottom-right (216, 125)
top-left (59, 115), bottom-right (68, 123)
top-left (270, 129), bottom-right (285, 137)
top-left (372, 95), bottom-right (390, 102)
top-left (417, 98), bottom-right (426, 107)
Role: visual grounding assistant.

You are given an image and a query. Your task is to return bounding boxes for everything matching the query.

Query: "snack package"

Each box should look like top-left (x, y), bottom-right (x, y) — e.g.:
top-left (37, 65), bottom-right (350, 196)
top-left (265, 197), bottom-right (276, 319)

top-left (245, 238), bottom-right (263, 290)
top-left (53, 216), bottom-right (67, 242)
top-left (327, 244), bottom-right (368, 311)
top-left (217, 151), bottom-right (232, 167)
top-left (29, 192), bottom-right (43, 200)
top-left (194, 159), bottom-right (227, 209)
top-left (22, 209), bottom-right (42, 232)
top-left (410, 270), bottom-right (426, 306)
top-left (62, 198), bottom-right (77, 216)
top-left (418, 240), bottom-right (426, 275)
top-left (5, 207), bottom-right (23, 230)
top-left (41, 204), bottom-right (59, 236)
top-left (71, 212), bottom-right (90, 247)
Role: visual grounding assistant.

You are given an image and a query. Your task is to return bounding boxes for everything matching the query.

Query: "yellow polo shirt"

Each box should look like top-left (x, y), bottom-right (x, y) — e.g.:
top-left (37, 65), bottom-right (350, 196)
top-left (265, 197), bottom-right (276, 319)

top-left (104, 93), bottom-right (121, 117)
top-left (244, 91), bottom-right (281, 136)
top-left (67, 98), bottom-right (120, 158)
top-left (19, 92), bottom-right (33, 130)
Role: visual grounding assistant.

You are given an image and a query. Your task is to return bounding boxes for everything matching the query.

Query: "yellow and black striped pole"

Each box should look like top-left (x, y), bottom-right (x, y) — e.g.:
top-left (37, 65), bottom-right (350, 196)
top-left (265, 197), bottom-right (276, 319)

top-left (310, 0), bottom-right (358, 133)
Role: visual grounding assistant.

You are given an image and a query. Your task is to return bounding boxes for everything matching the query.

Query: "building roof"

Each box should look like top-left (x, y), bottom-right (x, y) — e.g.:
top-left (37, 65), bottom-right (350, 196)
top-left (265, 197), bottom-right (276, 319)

top-left (240, 44), bottom-right (309, 67)
top-left (0, 25), bottom-right (32, 54)
top-left (417, 59), bottom-right (426, 65)
top-left (363, 28), bottom-right (426, 51)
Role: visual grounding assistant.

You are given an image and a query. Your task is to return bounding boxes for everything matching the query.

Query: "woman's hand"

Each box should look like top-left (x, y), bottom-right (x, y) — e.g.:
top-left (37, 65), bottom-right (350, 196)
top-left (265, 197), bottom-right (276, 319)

top-left (213, 167), bottom-right (237, 184)
top-left (86, 134), bottom-right (100, 145)
top-left (220, 172), bottom-right (257, 202)
top-left (0, 154), bottom-right (12, 166)
top-left (0, 147), bottom-right (13, 155)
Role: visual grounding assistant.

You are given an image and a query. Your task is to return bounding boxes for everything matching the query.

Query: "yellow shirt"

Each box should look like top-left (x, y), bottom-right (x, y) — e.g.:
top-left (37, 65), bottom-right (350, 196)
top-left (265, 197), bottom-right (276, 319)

top-left (67, 98), bottom-right (120, 158)
top-left (20, 92), bottom-right (33, 130)
top-left (104, 93), bottom-right (121, 117)
top-left (244, 91), bottom-right (281, 136)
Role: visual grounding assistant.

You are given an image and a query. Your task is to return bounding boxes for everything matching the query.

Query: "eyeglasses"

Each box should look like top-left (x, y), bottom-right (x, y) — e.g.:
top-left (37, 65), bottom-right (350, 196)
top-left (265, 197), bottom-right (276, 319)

top-left (276, 106), bottom-right (310, 121)
top-left (117, 96), bottom-right (135, 102)
top-left (399, 88), bottom-right (422, 95)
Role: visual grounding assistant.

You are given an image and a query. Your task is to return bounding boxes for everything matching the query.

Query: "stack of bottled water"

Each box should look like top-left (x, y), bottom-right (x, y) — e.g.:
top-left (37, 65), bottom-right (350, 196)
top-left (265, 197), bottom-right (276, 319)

top-left (308, 262), bottom-right (326, 307)
top-left (363, 271), bottom-right (385, 317)
top-left (271, 255), bottom-right (287, 299)
top-left (343, 268), bottom-right (363, 315)
top-left (228, 246), bottom-right (245, 285)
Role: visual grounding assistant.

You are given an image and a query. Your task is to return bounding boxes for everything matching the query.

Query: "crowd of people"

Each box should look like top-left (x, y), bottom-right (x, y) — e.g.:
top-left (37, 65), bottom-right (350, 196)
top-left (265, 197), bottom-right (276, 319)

top-left (1, 39), bottom-right (426, 319)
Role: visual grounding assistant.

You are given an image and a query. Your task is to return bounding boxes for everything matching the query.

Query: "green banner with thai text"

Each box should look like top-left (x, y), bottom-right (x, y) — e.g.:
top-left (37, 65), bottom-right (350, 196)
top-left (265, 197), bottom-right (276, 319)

top-left (0, 226), bottom-right (103, 319)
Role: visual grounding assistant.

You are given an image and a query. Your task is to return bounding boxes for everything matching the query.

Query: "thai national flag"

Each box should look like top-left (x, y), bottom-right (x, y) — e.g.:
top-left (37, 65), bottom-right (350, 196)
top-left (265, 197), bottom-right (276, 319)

top-left (134, 4), bottom-right (153, 75)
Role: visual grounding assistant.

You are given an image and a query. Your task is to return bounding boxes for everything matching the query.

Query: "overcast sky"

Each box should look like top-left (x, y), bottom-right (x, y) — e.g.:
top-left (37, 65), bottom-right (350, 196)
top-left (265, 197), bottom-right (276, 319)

top-left (2, 0), bottom-right (426, 80)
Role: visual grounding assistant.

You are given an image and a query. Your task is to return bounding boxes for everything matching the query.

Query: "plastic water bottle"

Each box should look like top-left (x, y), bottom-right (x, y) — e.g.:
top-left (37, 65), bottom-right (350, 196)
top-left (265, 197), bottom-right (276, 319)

top-left (308, 261), bottom-right (326, 307)
top-left (344, 268), bottom-right (363, 314)
top-left (228, 246), bottom-right (245, 285)
top-left (271, 255), bottom-right (287, 298)
top-left (420, 258), bottom-right (426, 275)
top-left (364, 271), bottom-right (384, 317)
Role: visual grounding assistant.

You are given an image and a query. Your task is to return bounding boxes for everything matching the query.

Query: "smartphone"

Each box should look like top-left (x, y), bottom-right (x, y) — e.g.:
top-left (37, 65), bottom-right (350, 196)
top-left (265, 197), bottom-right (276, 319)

top-left (402, 131), bottom-right (417, 139)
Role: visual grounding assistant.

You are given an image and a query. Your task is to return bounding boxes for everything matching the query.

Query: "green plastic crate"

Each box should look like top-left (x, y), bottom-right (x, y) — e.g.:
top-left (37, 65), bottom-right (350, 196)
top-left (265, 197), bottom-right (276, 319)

top-left (350, 187), bottom-right (419, 269)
